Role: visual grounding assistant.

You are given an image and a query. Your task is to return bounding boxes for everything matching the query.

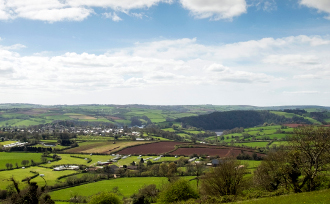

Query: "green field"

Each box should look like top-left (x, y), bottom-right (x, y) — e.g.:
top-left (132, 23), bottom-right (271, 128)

top-left (50, 176), bottom-right (196, 201)
top-left (270, 111), bottom-right (322, 125)
top-left (49, 177), bottom-right (169, 200)
top-left (237, 142), bottom-right (269, 148)
top-left (0, 140), bottom-right (17, 145)
top-left (0, 152), bottom-right (50, 170)
top-left (0, 166), bottom-right (76, 189)
top-left (238, 189), bottom-right (330, 204)
top-left (40, 154), bottom-right (114, 168)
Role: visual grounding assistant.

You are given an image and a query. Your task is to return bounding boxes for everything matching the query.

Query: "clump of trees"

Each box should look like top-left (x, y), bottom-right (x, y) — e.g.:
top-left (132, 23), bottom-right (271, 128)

top-left (254, 126), bottom-right (330, 192)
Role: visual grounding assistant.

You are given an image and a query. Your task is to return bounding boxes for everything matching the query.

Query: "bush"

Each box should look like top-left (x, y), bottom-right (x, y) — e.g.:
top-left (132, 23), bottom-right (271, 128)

top-left (131, 184), bottom-right (159, 204)
top-left (158, 179), bottom-right (199, 203)
top-left (88, 192), bottom-right (121, 204)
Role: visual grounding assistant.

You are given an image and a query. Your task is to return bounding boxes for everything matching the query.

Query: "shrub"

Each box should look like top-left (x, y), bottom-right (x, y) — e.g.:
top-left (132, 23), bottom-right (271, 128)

top-left (131, 184), bottom-right (159, 204)
top-left (158, 179), bottom-right (199, 203)
top-left (88, 192), bottom-right (121, 204)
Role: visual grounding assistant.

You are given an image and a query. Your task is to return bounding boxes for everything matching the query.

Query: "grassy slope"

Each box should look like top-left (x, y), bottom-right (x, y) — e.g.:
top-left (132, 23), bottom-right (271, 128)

top-left (50, 176), bottom-right (196, 201)
top-left (49, 177), bottom-right (169, 200)
top-left (237, 189), bottom-right (330, 204)
top-left (270, 111), bottom-right (322, 124)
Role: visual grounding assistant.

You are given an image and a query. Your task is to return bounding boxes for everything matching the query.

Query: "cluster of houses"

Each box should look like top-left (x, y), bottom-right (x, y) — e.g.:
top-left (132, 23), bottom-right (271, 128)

top-left (2, 141), bottom-right (28, 148)
top-left (1, 125), bottom-right (138, 137)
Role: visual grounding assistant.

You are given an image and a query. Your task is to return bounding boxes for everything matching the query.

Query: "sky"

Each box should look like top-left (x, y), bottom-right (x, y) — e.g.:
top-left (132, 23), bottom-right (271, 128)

top-left (1, 0), bottom-right (330, 106)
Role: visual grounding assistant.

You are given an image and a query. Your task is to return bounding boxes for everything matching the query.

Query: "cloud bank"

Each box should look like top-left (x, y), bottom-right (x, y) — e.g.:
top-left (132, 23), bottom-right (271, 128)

top-left (0, 0), bottom-right (172, 22)
top-left (300, 0), bottom-right (330, 19)
top-left (179, 0), bottom-right (247, 20)
top-left (1, 35), bottom-right (330, 103)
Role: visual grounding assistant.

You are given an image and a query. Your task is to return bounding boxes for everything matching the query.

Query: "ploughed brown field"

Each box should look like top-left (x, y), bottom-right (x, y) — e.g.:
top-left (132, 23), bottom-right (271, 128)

top-left (117, 142), bottom-right (183, 155)
top-left (284, 124), bottom-right (308, 128)
top-left (65, 141), bottom-right (152, 154)
top-left (170, 147), bottom-right (263, 157)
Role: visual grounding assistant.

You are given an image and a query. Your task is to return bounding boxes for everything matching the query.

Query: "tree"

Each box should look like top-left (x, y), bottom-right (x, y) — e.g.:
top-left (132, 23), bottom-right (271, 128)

top-left (288, 126), bottom-right (330, 191)
top-left (200, 158), bottom-right (248, 196)
top-left (103, 165), bottom-right (114, 179)
top-left (168, 162), bottom-right (177, 176)
top-left (88, 192), bottom-right (121, 204)
top-left (253, 150), bottom-right (288, 192)
top-left (131, 184), bottom-right (159, 204)
top-left (254, 126), bottom-right (330, 193)
top-left (158, 179), bottom-right (199, 203)
top-left (159, 163), bottom-right (168, 177)
top-left (146, 160), bottom-right (153, 167)
top-left (6, 177), bottom-right (55, 204)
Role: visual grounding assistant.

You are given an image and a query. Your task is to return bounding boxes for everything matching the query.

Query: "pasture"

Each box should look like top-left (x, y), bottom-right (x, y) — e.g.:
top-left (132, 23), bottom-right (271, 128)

top-left (50, 176), bottom-right (196, 201)
top-left (50, 177), bottom-right (169, 200)
top-left (0, 152), bottom-right (50, 170)
top-left (40, 154), bottom-right (114, 168)
top-left (0, 140), bottom-right (17, 146)
top-left (238, 189), bottom-right (330, 204)
top-left (0, 166), bottom-right (76, 190)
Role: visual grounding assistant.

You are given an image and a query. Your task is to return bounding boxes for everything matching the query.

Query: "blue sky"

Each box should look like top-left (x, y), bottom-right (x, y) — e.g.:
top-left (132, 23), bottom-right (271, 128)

top-left (1, 0), bottom-right (330, 106)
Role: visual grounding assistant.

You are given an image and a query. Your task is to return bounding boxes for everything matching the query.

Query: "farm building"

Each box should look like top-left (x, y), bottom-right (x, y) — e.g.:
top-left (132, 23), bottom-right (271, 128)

top-left (53, 165), bottom-right (79, 171)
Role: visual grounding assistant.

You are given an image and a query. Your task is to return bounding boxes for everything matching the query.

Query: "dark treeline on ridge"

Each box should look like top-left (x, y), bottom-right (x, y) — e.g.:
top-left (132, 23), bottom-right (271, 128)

top-left (176, 110), bottom-right (311, 130)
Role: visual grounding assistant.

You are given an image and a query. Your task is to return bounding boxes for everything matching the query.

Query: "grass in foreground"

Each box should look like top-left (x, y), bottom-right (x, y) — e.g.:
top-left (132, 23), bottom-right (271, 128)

top-left (237, 189), bottom-right (330, 204)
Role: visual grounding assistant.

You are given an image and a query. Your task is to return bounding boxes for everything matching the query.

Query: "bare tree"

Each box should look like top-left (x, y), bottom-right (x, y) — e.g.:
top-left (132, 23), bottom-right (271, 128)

top-left (200, 158), bottom-right (248, 196)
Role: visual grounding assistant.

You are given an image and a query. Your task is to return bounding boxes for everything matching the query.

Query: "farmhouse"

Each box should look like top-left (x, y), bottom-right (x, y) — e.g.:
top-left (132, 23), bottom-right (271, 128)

top-left (97, 161), bottom-right (112, 166)
top-left (53, 165), bottom-right (79, 171)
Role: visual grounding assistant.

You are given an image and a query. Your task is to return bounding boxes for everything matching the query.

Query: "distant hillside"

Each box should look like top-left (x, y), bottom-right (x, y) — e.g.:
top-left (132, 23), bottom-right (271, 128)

top-left (176, 110), bottom-right (313, 130)
top-left (0, 104), bottom-right (329, 128)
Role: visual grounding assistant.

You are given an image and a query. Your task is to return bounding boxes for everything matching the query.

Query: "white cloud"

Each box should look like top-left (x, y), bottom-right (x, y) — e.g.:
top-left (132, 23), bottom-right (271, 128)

top-left (283, 91), bottom-right (320, 94)
top-left (293, 74), bottom-right (322, 79)
top-left (130, 12), bottom-right (144, 19)
top-left (253, 0), bottom-right (277, 12)
top-left (0, 0), bottom-right (172, 22)
top-left (1, 34), bottom-right (330, 105)
top-left (263, 55), bottom-right (319, 66)
top-left (180, 0), bottom-right (247, 20)
top-left (206, 64), bottom-right (275, 83)
top-left (103, 12), bottom-right (122, 22)
top-left (300, 0), bottom-right (330, 19)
